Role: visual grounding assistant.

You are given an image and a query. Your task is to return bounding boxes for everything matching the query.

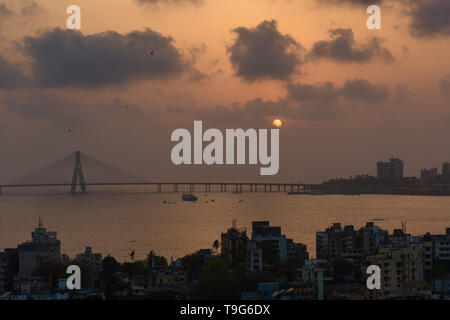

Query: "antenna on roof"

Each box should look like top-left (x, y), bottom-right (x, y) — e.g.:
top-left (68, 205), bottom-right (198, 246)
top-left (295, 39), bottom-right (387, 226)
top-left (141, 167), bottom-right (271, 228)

top-left (401, 221), bottom-right (407, 234)
top-left (38, 217), bottom-right (43, 228)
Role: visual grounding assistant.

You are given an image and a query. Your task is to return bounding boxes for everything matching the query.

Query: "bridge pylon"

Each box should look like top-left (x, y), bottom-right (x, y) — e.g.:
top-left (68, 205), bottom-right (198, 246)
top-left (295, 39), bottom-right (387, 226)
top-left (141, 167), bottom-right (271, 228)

top-left (71, 151), bottom-right (86, 195)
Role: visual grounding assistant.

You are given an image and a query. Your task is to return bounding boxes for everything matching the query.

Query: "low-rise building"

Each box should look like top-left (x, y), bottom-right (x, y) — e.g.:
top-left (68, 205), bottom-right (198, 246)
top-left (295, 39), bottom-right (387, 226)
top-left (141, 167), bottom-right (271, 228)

top-left (75, 247), bottom-right (102, 287)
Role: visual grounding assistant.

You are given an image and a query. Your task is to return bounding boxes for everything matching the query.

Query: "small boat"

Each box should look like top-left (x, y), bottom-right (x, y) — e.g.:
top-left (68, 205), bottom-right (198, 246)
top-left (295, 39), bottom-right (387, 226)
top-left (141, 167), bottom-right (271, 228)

top-left (182, 193), bottom-right (198, 201)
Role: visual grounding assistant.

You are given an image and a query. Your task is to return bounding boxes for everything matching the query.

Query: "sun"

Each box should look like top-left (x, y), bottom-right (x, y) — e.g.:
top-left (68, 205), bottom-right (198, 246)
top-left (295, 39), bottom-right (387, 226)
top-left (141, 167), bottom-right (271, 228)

top-left (272, 119), bottom-right (282, 128)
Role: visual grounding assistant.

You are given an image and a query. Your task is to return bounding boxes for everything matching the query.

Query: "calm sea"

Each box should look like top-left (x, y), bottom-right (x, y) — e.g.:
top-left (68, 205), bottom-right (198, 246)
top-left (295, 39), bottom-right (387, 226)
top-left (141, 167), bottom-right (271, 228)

top-left (1, 186), bottom-right (450, 262)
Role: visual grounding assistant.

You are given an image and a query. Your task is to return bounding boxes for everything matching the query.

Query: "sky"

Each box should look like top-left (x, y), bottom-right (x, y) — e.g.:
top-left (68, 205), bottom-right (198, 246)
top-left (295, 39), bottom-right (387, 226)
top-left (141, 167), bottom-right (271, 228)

top-left (0, 0), bottom-right (449, 183)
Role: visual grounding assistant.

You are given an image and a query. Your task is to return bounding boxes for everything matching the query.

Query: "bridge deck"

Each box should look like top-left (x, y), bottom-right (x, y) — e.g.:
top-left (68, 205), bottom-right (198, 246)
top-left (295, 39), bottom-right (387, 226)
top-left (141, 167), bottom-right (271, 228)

top-left (0, 182), bottom-right (316, 194)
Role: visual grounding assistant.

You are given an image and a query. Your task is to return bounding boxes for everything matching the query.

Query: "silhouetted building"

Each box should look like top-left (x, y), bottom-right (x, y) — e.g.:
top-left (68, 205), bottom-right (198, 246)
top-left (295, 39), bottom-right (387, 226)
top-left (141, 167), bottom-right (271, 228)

top-left (420, 168), bottom-right (438, 183)
top-left (252, 221), bottom-right (287, 261)
top-left (316, 222), bottom-right (388, 265)
top-left (75, 247), bottom-right (102, 287)
top-left (0, 249), bottom-right (19, 294)
top-left (377, 158), bottom-right (404, 181)
top-left (286, 239), bottom-right (308, 265)
top-left (422, 228), bottom-right (450, 278)
top-left (246, 240), bottom-right (263, 272)
top-left (17, 219), bottom-right (61, 282)
top-left (443, 162), bottom-right (450, 177)
top-left (249, 221), bottom-right (308, 264)
top-left (221, 220), bottom-right (248, 267)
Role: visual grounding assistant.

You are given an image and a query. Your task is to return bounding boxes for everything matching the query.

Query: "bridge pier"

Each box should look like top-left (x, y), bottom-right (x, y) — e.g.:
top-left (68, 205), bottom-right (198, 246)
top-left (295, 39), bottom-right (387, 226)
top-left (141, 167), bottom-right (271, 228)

top-left (190, 184), bottom-right (194, 192)
top-left (174, 184), bottom-right (178, 193)
top-left (157, 184), bottom-right (161, 193)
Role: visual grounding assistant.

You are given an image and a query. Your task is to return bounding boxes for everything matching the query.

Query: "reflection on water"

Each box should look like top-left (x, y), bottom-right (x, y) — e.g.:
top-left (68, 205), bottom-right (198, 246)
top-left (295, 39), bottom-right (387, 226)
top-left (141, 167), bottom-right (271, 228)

top-left (2, 186), bottom-right (450, 261)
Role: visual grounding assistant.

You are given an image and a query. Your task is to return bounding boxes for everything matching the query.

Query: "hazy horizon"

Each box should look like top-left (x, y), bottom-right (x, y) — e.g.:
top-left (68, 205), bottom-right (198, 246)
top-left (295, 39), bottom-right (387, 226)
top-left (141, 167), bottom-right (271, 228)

top-left (1, 0), bottom-right (449, 184)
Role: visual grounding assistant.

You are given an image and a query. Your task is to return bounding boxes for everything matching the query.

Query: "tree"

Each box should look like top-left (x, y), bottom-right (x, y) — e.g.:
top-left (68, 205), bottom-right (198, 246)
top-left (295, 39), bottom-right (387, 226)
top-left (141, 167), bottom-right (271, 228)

top-left (191, 259), bottom-right (242, 299)
top-left (212, 240), bottom-right (220, 254)
top-left (181, 252), bottom-right (204, 281)
top-left (147, 251), bottom-right (167, 268)
top-left (332, 258), bottom-right (354, 283)
top-left (101, 255), bottom-right (121, 275)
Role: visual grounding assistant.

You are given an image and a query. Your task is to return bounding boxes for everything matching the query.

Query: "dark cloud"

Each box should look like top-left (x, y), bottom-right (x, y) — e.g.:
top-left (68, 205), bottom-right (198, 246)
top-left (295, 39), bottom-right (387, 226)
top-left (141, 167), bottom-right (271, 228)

top-left (228, 20), bottom-right (303, 82)
top-left (0, 55), bottom-right (29, 89)
top-left (192, 79), bottom-right (389, 123)
top-left (309, 28), bottom-right (394, 63)
top-left (440, 74), bottom-right (450, 94)
top-left (21, 28), bottom-right (187, 88)
top-left (135, 0), bottom-right (203, 5)
top-left (340, 78), bottom-right (389, 101)
top-left (21, 0), bottom-right (44, 16)
top-left (0, 3), bottom-right (13, 19)
top-left (409, 0), bottom-right (450, 38)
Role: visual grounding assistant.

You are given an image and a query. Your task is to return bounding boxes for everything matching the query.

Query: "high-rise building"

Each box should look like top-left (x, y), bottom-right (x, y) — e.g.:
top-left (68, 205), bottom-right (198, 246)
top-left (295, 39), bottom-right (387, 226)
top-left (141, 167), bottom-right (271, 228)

top-left (367, 246), bottom-right (423, 300)
top-left (16, 219), bottom-right (61, 281)
top-left (377, 158), bottom-right (404, 181)
top-left (301, 260), bottom-right (325, 300)
top-left (443, 162), bottom-right (450, 177)
top-left (246, 240), bottom-right (263, 272)
top-left (0, 249), bottom-right (19, 294)
top-left (251, 221), bottom-right (287, 261)
top-left (220, 221), bottom-right (249, 267)
top-left (316, 222), bottom-right (388, 266)
top-left (286, 239), bottom-right (308, 266)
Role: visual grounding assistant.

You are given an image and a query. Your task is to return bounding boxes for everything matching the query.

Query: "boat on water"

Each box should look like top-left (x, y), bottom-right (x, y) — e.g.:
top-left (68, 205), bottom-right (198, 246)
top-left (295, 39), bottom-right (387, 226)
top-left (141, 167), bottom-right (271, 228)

top-left (182, 193), bottom-right (198, 201)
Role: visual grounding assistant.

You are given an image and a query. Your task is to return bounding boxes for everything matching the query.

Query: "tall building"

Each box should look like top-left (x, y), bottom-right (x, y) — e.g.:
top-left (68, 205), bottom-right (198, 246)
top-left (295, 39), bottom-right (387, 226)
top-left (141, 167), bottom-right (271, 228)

top-left (422, 228), bottom-right (450, 278)
top-left (377, 158), bottom-right (404, 181)
top-left (0, 249), bottom-right (19, 294)
top-left (16, 219), bottom-right (61, 281)
top-left (443, 162), bottom-right (450, 177)
top-left (251, 221), bottom-right (287, 261)
top-left (301, 260), bottom-right (325, 300)
top-left (367, 246), bottom-right (423, 300)
top-left (220, 220), bottom-right (248, 267)
top-left (316, 222), bottom-right (388, 266)
top-left (246, 240), bottom-right (263, 272)
top-left (286, 239), bottom-right (308, 266)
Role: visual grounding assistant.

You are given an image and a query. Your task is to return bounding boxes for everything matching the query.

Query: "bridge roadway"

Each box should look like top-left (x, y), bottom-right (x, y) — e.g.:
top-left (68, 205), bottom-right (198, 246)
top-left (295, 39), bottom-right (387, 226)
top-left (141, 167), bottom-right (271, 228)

top-left (0, 182), bottom-right (317, 194)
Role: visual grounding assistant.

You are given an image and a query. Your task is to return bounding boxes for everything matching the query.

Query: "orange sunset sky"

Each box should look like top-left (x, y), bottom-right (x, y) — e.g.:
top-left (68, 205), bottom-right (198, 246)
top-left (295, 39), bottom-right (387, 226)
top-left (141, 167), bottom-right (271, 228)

top-left (0, 0), bottom-right (449, 182)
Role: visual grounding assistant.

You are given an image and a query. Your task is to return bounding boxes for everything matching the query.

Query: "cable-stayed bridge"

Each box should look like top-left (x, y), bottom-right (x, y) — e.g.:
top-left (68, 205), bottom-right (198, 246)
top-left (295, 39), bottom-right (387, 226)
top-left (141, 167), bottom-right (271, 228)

top-left (0, 151), bottom-right (314, 195)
